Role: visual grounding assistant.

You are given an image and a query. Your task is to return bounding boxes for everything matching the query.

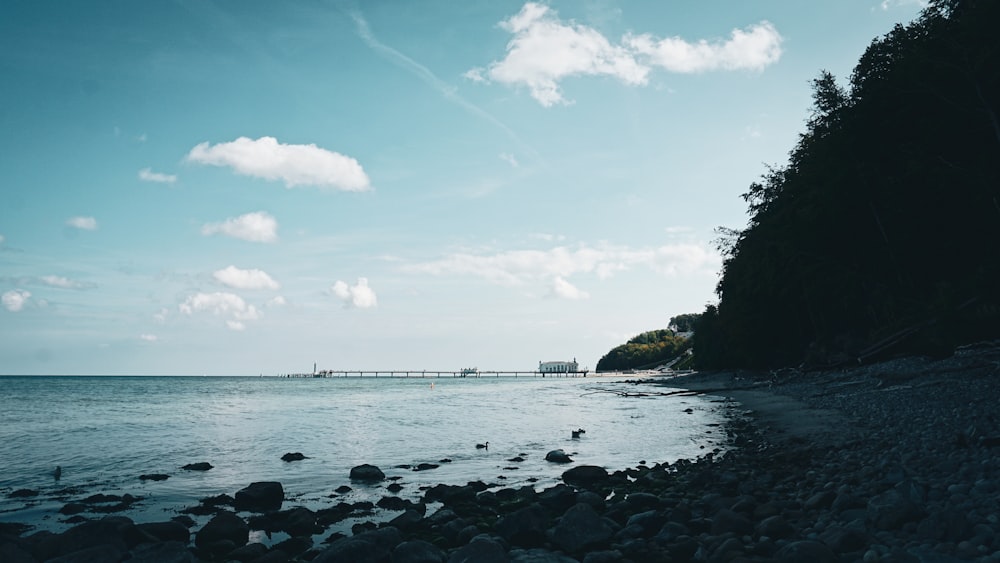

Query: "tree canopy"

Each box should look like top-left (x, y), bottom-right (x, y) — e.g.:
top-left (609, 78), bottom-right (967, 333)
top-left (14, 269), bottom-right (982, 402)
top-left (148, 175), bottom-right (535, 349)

top-left (596, 324), bottom-right (694, 373)
top-left (694, 0), bottom-right (1000, 369)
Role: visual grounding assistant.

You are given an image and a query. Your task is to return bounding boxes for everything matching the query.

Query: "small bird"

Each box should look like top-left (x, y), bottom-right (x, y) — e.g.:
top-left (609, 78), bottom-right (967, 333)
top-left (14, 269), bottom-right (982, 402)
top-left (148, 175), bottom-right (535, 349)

top-left (571, 428), bottom-right (586, 438)
top-left (53, 466), bottom-right (62, 480)
top-left (476, 442), bottom-right (489, 450)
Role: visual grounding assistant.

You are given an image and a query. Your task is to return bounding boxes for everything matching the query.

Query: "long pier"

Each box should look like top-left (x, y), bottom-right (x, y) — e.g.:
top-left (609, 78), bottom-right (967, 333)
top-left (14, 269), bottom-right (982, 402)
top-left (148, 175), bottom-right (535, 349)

top-left (283, 370), bottom-right (591, 378)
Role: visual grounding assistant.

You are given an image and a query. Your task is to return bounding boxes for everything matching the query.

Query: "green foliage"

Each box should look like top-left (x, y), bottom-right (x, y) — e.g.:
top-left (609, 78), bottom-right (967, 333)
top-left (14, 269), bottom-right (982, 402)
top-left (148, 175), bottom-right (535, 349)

top-left (596, 327), bottom-right (692, 372)
top-left (668, 313), bottom-right (700, 333)
top-left (695, 0), bottom-right (1000, 369)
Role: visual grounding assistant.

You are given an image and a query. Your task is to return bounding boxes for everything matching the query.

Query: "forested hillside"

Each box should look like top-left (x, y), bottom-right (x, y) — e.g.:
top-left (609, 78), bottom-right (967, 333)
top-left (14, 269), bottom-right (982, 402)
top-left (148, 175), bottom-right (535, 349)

top-left (596, 314), bottom-right (697, 372)
top-left (694, 0), bottom-right (1000, 369)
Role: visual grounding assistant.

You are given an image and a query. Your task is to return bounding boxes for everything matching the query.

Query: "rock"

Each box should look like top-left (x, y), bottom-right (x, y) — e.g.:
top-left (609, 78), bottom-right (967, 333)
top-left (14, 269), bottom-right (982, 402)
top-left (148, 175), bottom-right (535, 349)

top-left (9, 489), bottom-right (38, 498)
top-left (392, 539), bottom-right (446, 563)
top-left (819, 525), bottom-right (868, 553)
top-left (867, 489), bottom-right (923, 530)
top-left (32, 517), bottom-right (133, 561)
top-left (561, 465), bottom-right (609, 487)
top-left (59, 503), bottom-right (86, 515)
top-left (282, 506), bottom-right (320, 537)
top-left (194, 511), bottom-right (249, 553)
top-left (389, 509), bottom-right (425, 532)
top-left (181, 462), bottom-right (213, 471)
top-left (447, 535), bottom-right (508, 563)
top-left (350, 464), bottom-right (386, 482)
top-left (137, 520), bottom-right (190, 543)
top-left (128, 540), bottom-right (196, 563)
top-left (537, 484), bottom-right (577, 513)
top-left (334, 485), bottom-right (352, 494)
top-left (774, 540), bottom-right (837, 563)
top-left (223, 541), bottom-right (268, 561)
top-left (550, 503), bottom-right (614, 554)
top-left (710, 508), bottom-right (753, 536)
top-left (233, 481), bottom-right (284, 512)
top-left (139, 474), bottom-right (170, 481)
top-left (496, 503), bottom-right (550, 547)
top-left (509, 547), bottom-right (579, 562)
top-left (545, 449), bottom-right (573, 463)
top-left (756, 515), bottom-right (795, 539)
top-left (415, 463), bottom-right (440, 471)
top-left (273, 535), bottom-right (313, 557)
top-left (281, 452), bottom-right (307, 462)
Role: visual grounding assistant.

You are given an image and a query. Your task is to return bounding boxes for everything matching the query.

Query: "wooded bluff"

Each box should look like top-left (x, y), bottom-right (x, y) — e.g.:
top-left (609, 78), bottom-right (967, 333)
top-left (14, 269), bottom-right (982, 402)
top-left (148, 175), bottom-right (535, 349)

top-left (690, 0), bottom-right (1000, 370)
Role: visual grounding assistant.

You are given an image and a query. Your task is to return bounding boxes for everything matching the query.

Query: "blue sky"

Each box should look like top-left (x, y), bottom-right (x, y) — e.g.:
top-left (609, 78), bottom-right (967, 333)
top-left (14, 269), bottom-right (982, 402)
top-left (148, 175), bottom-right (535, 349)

top-left (0, 0), bottom-right (926, 375)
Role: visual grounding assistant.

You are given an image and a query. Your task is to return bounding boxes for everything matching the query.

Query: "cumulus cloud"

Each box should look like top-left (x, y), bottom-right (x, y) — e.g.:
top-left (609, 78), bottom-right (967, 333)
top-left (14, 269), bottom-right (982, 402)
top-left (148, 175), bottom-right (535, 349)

top-left (550, 276), bottom-right (590, 300)
top-left (402, 242), bottom-right (719, 291)
top-left (139, 333), bottom-right (158, 342)
top-left (179, 292), bottom-right (260, 330)
top-left (624, 21), bottom-right (782, 73)
top-left (138, 167), bottom-right (177, 184)
top-left (153, 308), bottom-right (168, 323)
top-left (469, 3), bottom-right (782, 106)
top-left (186, 136), bottom-right (371, 191)
top-left (201, 211), bottom-right (278, 243)
top-left (66, 216), bottom-right (98, 230)
top-left (213, 265), bottom-right (280, 290)
top-left (332, 278), bottom-right (378, 309)
top-left (2, 289), bottom-right (31, 312)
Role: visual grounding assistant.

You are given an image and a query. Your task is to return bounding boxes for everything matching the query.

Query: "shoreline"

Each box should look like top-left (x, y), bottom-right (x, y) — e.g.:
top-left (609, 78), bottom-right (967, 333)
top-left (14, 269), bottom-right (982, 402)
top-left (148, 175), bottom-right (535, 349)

top-left (3, 344), bottom-right (999, 561)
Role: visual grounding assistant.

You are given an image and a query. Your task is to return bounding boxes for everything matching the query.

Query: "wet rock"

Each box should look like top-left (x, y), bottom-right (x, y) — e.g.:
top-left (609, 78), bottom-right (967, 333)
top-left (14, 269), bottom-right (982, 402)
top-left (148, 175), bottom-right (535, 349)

top-left (139, 473), bottom-right (169, 481)
top-left (447, 535), bottom-right (508, 563)
top-left (710, 508), bottom-right (753, 536)
top-left (9, 489), bottom-right (38, 498)
top-left (234, 481), bottom-right (284, 512)
top-left (819, 525), bottom-right (868, 553)
top-left (756, 514), bottom-right (795, 539)
top-left (415, 463), bottom-right (440, 471)
top-left (392, 539), bottom-right (446, 563)
top-left (350, 464), bottom-right (386, 482)
top-left (273, 535), bottom-right (313, 557)
top-left (509, 547), bottom-right (578, 562)
top-left (550, 503), bottom-right (614, 554)
top-left (194, 511), bottom-right (249, 554)
top-left (223, 541), bottom-right (268, 561)
top-left (561, 465), bottom-right (609, 487)
top-left (281, 452), bottom-right (307, 462)
top-left (496, 503), bottom-right (550, 547)
top-left (537, 484), bottom-right (577, 514)
top-left (137, 520), bottom-right (190, 543)
top-left (181, 462), bottom-right (213, 471)
top-left (545, 449), bottom-right (573, 463)
top-left (128, 540), bottom-right (196, 563)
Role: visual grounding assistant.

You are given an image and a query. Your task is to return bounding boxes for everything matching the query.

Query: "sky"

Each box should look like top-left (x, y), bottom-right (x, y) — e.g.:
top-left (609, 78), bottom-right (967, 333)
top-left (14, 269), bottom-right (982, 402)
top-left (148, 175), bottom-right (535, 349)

top-left (0, 0), bottom-right (927, 375)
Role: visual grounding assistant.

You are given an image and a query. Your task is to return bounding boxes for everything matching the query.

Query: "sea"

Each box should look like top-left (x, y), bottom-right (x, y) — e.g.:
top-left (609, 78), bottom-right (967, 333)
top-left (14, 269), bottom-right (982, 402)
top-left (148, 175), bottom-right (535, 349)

top-left (0, 374), bottom-right (731, 538)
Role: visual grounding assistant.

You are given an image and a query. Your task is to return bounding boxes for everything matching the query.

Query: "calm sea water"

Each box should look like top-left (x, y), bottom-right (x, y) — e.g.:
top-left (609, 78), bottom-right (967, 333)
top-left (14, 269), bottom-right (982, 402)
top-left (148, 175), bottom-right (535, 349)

top-left (0, 374), bottom-right (729, 534)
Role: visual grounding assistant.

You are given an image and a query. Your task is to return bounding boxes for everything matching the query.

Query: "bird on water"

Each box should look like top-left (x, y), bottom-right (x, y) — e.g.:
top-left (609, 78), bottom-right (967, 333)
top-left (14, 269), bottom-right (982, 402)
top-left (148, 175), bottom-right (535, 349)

top-left (476, 442), bottom-right (489, 450)
top-left (53, 466), bottom-right (62, 480)
top-left (571, 428), bottom-right (586, 438)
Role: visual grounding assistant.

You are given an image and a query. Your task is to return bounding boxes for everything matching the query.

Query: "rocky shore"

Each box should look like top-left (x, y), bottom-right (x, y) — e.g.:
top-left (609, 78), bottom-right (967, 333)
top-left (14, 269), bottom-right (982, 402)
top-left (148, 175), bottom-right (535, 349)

top-left (2, 342), bottom-right (1000, 562)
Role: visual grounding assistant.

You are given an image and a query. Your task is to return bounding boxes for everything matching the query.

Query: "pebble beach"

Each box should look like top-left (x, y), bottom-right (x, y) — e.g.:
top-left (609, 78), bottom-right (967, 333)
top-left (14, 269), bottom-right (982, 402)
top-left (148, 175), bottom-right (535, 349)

top-left (2, 342), bottom-right (999, 562)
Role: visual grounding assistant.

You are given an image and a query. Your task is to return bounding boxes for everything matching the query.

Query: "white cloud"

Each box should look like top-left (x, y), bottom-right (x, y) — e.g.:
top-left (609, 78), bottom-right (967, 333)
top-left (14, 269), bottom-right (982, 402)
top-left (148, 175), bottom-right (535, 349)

top-left (213, 265), bottom-right (280, 290)
top-left (179, 292), bottom-right (260, 330)
top-left (139, 333), bottom-right (158, 342)
top-left (472, 3), bottom-right (782, 106)
top-left (186, 136), bottom-right (371, 191)
top-left (153, 308), bottom-right (168, 323)
top-left (39, 275), bottom-right (89, 289)
top-left (266, 296), bottom-right (287, 307)
top-left (499, 153), bottom-right (520, 168)
top-left (138, 167), bottom-right (177, 184)
top-left (332, 278), bottom-right (378, 309)
top-left (201, 211), bottom-right (278, 243)
top-left (0, 235), bottom-right (5, 245)
top-left (550, 276), bottom-right (590, 300)
top-left (402, 242), bottom-right (719, 288)
top-left (625, 21), bottom-right (782, 73)
top-left (481, 3), bottom-right (648, 106)
top-left (66, 216), bottom-right (98, 230)
top-left (878, 0), bottom-right (929, 10)
top-left (2, 289), bottom-right (31, 312)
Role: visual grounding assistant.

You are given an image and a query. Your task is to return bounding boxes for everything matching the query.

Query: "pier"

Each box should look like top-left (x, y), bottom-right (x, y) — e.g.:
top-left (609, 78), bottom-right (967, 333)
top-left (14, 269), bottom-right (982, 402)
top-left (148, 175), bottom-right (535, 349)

top-left (283, 370), bottom-right (591, 378)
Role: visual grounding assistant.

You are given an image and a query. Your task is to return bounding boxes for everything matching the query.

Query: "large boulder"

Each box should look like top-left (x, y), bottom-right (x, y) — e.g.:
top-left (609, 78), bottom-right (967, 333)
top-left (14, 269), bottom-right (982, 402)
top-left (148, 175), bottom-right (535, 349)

top-left (234, 481), bottom-right (284, 512)
top-left (496, 503), bottom-right (550, 547)
top-left (349, 464), bottom-right (385, 482)
top-left (867, 489), bottom-right (923, 530)
top-left (194, 511), bottom-right (249, 556)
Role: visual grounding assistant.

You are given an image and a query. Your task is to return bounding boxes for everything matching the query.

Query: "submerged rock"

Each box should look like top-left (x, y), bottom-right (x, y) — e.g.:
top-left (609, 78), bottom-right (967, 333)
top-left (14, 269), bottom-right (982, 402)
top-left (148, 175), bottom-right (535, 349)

top-left (545, 449), bottom-right (573, 463)
top-left (234, 481), bottom-right (284, 512)
top-left (181, 462), bottom-right (213, 471)
top-left (281, 452), bottom-right (308, 462)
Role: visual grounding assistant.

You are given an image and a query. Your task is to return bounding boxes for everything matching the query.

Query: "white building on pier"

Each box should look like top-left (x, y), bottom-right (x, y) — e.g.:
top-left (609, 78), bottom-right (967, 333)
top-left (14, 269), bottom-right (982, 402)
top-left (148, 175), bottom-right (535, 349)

top-left (538, 358), bottom-right (579, 373)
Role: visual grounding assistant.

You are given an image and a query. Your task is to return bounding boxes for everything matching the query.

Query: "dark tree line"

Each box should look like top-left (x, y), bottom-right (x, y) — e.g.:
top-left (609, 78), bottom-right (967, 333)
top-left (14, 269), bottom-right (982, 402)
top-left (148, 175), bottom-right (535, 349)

top-left (694, 0), bottom-right (1000, 369)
